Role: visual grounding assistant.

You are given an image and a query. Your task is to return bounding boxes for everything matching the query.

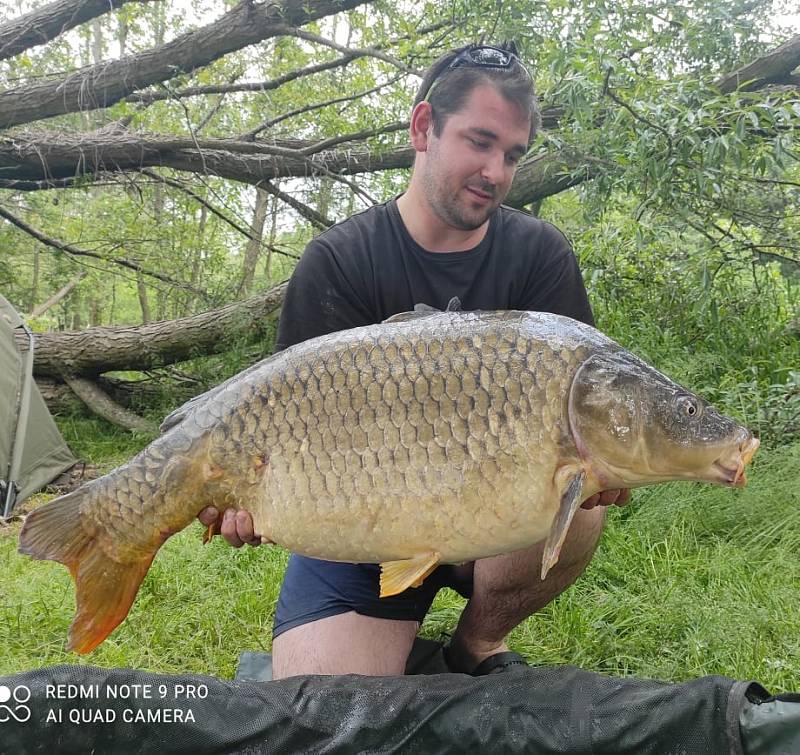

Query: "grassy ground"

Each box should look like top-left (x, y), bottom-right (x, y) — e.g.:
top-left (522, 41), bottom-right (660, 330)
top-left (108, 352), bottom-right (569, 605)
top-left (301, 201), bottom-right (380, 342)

top-left (1, 420), bottom-right (798, 692)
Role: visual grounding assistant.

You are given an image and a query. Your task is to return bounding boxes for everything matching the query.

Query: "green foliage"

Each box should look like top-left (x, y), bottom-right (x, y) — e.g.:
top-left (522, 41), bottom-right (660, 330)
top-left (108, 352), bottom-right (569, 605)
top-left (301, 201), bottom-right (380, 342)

top-left (2, 1), bottom-right (796, 365)
top-left (545, 191), bottom-right (799, 444)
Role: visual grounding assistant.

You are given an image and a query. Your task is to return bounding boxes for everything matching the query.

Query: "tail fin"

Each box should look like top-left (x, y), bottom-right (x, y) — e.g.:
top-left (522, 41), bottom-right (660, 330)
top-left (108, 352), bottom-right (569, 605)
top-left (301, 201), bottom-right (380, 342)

top-left (18, 488), bottom-right (156, 653)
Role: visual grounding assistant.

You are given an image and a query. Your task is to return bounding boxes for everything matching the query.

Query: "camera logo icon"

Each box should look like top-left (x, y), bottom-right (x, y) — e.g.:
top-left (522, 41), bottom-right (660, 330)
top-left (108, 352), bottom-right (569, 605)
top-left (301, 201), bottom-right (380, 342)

top-left (0, 685), bottom-right (32, 723)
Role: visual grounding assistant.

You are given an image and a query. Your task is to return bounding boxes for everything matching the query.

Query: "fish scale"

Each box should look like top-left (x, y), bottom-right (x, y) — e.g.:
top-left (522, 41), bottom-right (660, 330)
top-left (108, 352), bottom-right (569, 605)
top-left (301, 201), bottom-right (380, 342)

top-left (18, 309), bottom-right (758, 653)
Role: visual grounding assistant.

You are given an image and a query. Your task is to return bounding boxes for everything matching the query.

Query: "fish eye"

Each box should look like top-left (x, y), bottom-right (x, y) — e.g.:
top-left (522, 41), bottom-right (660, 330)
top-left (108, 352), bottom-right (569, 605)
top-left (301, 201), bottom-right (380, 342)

top-left (678, 396), bottom-right (701, 418)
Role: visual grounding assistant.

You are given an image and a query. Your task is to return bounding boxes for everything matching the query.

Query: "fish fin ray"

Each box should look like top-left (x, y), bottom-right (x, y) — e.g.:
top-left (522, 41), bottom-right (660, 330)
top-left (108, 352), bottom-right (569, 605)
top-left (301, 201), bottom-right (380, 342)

top-left (68, 547), bottom-right (155, 654)
top-left (382, 298), bottom-right (462, 324)
top-left (380, 551), bottom-right (440, 597)
top-left (541, 468), bottom-right (586, 580)
top-left (19, 486), bottom-right (159, 654)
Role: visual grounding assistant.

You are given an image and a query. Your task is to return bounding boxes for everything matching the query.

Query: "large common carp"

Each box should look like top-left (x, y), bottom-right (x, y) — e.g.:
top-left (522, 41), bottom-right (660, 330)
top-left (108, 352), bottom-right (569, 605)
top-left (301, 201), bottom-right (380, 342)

top-left (19, 307), bottom-right (759, 653)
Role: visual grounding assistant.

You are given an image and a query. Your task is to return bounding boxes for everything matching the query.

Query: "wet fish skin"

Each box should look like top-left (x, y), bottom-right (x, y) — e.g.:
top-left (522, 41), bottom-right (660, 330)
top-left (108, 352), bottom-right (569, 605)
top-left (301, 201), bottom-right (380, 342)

top-left (18, 310), bottom-right (758, 653)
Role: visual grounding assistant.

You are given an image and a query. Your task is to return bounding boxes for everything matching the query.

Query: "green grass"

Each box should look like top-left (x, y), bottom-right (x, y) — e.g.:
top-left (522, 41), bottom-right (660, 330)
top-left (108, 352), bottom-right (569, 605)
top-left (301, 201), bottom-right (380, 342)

top-left (1, 432), bottom-right (798, 691)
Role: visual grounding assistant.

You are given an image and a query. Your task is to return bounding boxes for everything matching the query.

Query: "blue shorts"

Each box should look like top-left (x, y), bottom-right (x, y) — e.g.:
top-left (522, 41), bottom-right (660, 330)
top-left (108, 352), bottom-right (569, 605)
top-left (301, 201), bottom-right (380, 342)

top-left (272, 555), bottom-right (474, 639)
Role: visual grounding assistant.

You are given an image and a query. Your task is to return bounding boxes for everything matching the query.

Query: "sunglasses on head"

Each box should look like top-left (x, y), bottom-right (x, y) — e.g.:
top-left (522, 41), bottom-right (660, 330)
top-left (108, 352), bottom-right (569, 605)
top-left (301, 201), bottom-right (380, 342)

top-left (422, 45), bottom-right (530, 102)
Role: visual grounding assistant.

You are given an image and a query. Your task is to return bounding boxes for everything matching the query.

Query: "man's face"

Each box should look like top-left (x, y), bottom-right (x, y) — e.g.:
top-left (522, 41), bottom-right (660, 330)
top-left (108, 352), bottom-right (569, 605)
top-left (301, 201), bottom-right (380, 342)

top-left (419, 83), bottom-right (531, 231)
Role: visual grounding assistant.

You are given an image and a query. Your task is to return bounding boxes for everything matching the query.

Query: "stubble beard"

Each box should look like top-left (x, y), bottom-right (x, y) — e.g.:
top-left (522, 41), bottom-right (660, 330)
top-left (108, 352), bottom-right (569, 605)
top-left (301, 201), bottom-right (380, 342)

top-left (421, 144), bottom-right (498, 232)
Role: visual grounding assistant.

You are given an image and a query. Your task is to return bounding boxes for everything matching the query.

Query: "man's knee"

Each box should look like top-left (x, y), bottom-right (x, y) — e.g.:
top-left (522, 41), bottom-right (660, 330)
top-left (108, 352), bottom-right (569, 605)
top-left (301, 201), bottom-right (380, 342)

top-left (559, 506), bottom-right (606, 569)
top-left (272, 612), bottom-right (418, 679)
top-left (472, 506), bottom-right (606, 597)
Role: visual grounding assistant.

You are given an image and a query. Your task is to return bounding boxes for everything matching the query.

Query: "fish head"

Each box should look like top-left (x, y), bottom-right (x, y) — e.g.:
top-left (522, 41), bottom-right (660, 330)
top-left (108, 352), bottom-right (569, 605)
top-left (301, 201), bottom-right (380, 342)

top-left (568, 353), bottom-right (759, 489)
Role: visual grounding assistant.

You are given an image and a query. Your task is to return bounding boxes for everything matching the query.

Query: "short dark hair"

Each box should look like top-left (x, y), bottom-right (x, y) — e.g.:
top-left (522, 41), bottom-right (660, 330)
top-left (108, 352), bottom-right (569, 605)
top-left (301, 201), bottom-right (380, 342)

top-left (413, 42), bottom-right (542, 144)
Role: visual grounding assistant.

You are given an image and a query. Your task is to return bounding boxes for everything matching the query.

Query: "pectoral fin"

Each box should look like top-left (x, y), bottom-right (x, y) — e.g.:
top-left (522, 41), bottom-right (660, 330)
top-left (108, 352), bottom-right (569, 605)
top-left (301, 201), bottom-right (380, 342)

top-left (541, 468), bottom-right (587, 581)
top-left (380, 551), bottom-right (440, 597)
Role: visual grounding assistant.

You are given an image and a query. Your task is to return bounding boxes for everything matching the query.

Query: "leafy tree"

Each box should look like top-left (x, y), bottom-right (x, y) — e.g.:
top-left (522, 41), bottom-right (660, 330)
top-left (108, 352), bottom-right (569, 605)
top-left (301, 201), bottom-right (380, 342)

top-left (0, 0), bottom-right (797, 431)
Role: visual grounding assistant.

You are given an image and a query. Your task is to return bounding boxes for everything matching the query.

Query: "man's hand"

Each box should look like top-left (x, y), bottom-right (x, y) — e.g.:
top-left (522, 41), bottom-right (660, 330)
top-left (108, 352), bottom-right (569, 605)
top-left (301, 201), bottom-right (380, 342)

top-left (197, 507), bottom-right (262, 547)
top-left (581, 488), bottom-right (631, 510)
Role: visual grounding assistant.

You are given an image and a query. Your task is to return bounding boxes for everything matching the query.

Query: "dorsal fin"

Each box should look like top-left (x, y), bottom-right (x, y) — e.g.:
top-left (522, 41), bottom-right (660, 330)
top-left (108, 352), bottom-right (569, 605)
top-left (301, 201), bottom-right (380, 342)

top-left (382, 297), bottom-right (462, 324)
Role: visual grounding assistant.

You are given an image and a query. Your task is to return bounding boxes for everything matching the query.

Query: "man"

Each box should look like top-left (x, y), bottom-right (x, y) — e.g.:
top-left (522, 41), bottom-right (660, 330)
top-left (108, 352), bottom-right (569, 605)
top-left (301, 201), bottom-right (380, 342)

top-left (200, 43), bottom-right (629, 678)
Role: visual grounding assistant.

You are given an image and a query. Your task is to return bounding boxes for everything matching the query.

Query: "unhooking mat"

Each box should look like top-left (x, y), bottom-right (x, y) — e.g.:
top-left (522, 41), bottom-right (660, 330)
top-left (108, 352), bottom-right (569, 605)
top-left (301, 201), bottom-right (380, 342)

top-left (1, 663), bottom-right (798, 753)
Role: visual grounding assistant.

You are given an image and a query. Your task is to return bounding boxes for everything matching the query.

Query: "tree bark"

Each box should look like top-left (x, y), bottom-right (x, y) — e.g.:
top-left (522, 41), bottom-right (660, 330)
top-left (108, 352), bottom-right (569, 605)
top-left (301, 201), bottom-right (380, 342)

top-left (715, 33), bottom-right (800, 93)
top-left (31, 281), bottom-right (287, 378)
top-left (0, 0), bottom-right (154, 61)
top-left (0, 132), bottom-right (414, 184)
top-left (0, 0), bottom-right (371, 129)
top-left (37, 374), bottom-right (195, 414)
top-left (64, 376), bottom-right (155, 431)
top-left (0, 134), bottom-right (583, 208)
top-left (264, 190), bottom-right (279, 281)
top-left (505, 151), bottom-right (599, 208)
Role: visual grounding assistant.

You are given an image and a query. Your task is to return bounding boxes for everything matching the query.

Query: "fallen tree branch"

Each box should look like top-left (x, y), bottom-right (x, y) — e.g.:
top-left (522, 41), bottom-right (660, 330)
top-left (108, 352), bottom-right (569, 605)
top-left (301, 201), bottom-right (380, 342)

top-left (271, 24), bottom-right (422, 77)
top-left (127, 57), bottom-right (363, 104)
top-left (242, 72), bottom-right (407, 139)
top-left (503, 150), bottom-right (600, 207)
top-left (259, 180), bottom-right (332, 229)
top-left (29, 271), bottom-right (87, 317)
top-left (125, 18), bottom-right (453, 105)
top-left (0, 0), bottom-right (156, 61)
top-left (32, 281), bottom-right (288, 377)
top-left (715, 33), bottom-right (800, 93)
top-left (0, 0), bottom-right (371, 129)
top-left (299, 121), bottom-right (408, 155)
top-left (64, 376), bottom-right (155, 432)
top-left (0, 176), bottom-right (84, 190)
top-left (37, 374), bottom-right (196, 414)
top-left (139, 168), bottom-right (301, 259)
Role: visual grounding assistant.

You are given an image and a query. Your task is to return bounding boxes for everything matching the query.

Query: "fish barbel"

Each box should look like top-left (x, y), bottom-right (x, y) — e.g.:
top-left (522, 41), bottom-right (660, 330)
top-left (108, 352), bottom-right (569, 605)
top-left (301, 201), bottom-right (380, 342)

top-left (19, 309), bottom-right (759, 652)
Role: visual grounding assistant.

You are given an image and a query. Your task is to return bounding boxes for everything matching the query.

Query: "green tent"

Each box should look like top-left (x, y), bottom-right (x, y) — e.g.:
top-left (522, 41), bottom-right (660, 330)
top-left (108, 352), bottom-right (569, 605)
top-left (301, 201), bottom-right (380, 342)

top-left (1, 295), bottom-right (75, 519)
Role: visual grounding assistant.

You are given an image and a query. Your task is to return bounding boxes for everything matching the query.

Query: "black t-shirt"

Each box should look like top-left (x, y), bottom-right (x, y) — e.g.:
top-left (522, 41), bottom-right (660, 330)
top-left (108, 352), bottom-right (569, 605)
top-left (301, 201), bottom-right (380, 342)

top-left (276, 197), bottom-right (593, 351)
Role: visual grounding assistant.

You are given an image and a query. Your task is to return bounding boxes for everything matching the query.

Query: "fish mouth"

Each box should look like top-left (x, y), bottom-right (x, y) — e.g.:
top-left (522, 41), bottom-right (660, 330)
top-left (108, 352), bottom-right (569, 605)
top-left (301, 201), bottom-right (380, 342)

top-left (712, 436), bottom-right (760, 487)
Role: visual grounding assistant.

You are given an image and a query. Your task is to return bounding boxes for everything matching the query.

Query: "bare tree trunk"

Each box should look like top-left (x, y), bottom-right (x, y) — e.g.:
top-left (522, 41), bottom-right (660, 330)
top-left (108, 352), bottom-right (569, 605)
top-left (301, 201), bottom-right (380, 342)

top-left (238, 187), bottom-right (270, 297)
top-left (152, 181), bottom-right (167, 320)
top-left (29, 247), bottom-right (40, 313)
top-left (92, 17), bottom-right (103, 63)
top-left (89, 295), bottom-right (102, 326)
top-left (316, 176), bottom-right (334, 224)
top-left (264, 190), bottom-right (279, 282)
top-left (137, 273), bottom-right (152, 323)
top-left (31, 282), bottom-right (288, 378)
top-left (118, 9), bottom-right (129, 56)
top-left (70, 287), bottom-right (83, 330)
top-left (187, 205), bottom-right (208, 314)
top-left (110, 277), bottom-right (117, 322)
top-left (152, 0), bottom-right (165, 45)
